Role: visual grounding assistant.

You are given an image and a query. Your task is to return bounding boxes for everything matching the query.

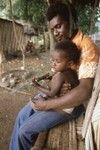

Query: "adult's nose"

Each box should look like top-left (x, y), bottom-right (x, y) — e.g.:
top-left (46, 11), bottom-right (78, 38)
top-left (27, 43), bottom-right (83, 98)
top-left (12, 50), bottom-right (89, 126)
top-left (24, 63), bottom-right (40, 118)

top-left (53, 29), bottom-right (59, 37)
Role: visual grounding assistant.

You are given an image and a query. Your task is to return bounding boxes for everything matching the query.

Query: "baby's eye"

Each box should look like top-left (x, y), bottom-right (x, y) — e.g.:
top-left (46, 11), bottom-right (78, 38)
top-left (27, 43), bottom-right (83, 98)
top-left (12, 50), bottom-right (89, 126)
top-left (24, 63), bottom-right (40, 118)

top-left (56, 61), bottom-right (61, 63)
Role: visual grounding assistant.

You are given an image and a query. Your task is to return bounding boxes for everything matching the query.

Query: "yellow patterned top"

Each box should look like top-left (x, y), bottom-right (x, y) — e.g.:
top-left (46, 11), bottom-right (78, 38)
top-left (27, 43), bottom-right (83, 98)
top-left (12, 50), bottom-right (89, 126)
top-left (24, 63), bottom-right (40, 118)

top-left (72, 30), bottom-right (98, 79)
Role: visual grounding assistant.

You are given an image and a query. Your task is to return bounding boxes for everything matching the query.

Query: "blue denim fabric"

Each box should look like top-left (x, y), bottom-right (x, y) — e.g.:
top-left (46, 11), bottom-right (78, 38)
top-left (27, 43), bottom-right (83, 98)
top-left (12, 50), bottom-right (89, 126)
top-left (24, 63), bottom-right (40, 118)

top-left (9, 102), bottom-right (85, 150)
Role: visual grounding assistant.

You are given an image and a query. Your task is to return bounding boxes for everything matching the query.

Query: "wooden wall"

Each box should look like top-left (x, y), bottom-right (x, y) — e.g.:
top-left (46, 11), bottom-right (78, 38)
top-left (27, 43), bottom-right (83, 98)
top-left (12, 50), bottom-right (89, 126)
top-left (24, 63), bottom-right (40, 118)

top-left (0, 18), bottom-right (30, 55)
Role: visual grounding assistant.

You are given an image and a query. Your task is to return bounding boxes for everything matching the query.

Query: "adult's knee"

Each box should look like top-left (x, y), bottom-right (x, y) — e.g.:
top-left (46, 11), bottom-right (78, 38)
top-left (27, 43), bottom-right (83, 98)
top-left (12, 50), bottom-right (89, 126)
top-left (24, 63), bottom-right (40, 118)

top-left (18, 127), bottom-right (31, 149)
top-left (18, 126), bottom-right (38, 149)
top-left (15, 109), bottom-right (25, 126)
top-left (16, 103), bottom-right (31, 125)
top-left (18, 127), bottom-right (27, 141)
top-left (18, 125), bottom-right (36, 145)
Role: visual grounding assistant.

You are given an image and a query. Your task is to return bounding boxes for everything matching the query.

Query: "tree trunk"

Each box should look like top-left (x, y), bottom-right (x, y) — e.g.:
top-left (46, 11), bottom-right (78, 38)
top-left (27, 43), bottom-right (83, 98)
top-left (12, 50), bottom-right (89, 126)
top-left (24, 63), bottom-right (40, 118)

top-left (89, 0), bottom-right (98, 35)
top-left (44, 31), bottom-right (50, 51)
top-left (48, 28), bottom-right (55, 51)
top-left (0, 46), bottom-right (5, 75)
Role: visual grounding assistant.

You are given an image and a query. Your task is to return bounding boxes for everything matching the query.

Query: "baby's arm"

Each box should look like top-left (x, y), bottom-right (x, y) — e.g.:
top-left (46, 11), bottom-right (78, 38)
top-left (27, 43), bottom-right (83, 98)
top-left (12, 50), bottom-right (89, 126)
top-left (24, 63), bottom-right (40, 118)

top-left (32, 72), bottom-right (64, 97)
top-left (32, 77), bottom-right (50, 93)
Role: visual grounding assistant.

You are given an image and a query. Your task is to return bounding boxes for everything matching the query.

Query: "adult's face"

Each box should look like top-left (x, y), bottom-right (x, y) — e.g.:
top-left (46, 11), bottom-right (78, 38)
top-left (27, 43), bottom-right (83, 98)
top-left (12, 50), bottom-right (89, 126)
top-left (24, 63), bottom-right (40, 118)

top-left (49, 15), bottom-right (70, 42)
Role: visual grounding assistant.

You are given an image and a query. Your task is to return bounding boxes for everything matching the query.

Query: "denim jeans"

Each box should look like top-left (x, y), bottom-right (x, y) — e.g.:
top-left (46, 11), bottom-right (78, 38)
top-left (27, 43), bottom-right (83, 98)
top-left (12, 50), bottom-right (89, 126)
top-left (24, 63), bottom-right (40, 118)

top-left (9, 102), bottom-right (85, 150)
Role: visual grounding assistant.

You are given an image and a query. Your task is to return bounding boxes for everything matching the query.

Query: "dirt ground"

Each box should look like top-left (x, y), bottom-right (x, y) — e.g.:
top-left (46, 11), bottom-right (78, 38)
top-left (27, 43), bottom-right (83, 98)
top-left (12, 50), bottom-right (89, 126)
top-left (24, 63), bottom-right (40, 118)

top-left (0, 51), bottom-right (51, 150)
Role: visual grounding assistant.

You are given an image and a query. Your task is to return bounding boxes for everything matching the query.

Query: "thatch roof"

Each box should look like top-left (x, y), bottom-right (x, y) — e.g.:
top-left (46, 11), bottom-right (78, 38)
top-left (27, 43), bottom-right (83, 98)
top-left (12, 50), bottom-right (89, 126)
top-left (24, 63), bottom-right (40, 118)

top-left (0, 18), bottom-right (36, 36)
top-left (0, 18), bottom-right (23, 27)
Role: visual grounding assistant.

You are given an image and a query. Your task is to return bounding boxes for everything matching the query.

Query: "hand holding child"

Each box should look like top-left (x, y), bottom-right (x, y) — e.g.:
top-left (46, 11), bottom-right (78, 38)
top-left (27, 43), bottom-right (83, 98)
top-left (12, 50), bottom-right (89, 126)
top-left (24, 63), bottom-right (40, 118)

top-left (31, 96), bottom-right (47, 111)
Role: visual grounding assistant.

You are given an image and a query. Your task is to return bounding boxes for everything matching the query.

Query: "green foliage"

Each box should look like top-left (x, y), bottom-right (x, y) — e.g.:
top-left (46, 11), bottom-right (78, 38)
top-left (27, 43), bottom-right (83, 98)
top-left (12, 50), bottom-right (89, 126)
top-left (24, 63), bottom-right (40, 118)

top-left (0, 1), bottom-right (99, 35)
top-left (12, 0), bottom-right (48, 27)
top-left (11, 0), bottom-right (24, 19)
top-left (0, 0), bottom-right (48, 34)
top-left (77, 4), bottom-right (100, 34)
top-left (31, 2), bottom-right (47, 26)
top-left (0, 0), bottom-right (7, 10)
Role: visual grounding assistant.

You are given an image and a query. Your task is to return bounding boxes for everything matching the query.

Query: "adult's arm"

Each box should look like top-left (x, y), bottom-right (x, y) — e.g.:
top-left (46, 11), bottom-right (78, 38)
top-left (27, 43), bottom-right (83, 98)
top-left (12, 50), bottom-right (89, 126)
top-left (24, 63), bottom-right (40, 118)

top-left (32, 32), bottom-right (98, 110)
top-left (33, 78), bottom-right (94, 110)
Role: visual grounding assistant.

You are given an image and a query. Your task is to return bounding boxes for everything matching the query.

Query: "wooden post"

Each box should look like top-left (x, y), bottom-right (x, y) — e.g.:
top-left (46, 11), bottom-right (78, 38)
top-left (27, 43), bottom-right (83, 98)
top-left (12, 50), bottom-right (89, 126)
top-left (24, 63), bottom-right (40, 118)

top-left (0, 46), bottom-right (5, 75)
top-left (82, 57), bottom-right (100, 138)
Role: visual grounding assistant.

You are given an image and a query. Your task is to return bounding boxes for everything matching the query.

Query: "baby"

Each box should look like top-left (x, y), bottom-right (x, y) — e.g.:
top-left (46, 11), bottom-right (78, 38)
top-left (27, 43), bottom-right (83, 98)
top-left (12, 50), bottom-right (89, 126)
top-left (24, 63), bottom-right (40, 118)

top-left (31, 40), bottom-right (81, 113)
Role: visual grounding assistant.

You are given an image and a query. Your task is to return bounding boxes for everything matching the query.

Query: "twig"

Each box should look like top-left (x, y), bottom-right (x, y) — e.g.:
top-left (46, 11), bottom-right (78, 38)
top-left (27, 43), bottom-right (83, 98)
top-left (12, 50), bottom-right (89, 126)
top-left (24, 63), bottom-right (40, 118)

top-left (0, 84), bottom-right (32, 96)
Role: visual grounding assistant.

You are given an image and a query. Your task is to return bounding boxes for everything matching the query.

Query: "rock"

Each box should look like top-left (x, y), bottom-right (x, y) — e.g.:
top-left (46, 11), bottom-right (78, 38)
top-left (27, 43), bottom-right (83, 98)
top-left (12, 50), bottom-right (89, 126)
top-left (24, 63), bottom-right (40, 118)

top-left (2, 76), bottom-right (8, 83)
top-left (9, 73), bottom-right (14, 78)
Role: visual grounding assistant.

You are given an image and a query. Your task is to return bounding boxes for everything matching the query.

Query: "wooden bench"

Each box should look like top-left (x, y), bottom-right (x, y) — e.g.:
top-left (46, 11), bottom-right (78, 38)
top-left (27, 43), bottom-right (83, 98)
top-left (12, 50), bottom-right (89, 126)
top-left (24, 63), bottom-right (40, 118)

top-left (31, 114), bottom-right (85, 150)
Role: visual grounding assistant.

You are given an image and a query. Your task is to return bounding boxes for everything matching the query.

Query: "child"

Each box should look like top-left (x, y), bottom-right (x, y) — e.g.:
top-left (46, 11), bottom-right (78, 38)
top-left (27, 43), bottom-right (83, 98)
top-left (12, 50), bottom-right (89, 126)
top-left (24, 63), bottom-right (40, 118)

top-left (31, 40), bottom-right (81, 113)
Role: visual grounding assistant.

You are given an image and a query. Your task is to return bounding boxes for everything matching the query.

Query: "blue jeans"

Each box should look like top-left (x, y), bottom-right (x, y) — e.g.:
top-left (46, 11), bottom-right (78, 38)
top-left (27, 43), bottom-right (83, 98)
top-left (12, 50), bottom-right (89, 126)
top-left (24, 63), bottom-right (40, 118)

top-left (9, 102), bottom-right (85, 150)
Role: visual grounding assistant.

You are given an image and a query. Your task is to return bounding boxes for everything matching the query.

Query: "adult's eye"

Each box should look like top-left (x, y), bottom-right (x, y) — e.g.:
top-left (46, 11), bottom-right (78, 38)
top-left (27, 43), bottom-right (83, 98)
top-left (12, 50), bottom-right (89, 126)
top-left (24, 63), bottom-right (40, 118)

top-left (56, 24), bottom-right (61, 29)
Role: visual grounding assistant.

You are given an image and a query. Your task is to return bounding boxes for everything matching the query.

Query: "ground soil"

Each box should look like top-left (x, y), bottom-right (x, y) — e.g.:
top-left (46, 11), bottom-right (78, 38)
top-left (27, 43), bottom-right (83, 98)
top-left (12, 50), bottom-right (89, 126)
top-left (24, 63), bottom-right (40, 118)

top-left (0, 51), bottom-right (51, 150)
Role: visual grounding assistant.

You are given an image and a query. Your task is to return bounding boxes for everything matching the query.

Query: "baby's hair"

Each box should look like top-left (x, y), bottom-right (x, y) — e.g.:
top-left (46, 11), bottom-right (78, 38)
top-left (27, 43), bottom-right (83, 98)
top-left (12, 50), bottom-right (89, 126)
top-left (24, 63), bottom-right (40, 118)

top-left (46, 2), bottom-right (77, 24)
top-left (54, 40), bottom-right (81, 64)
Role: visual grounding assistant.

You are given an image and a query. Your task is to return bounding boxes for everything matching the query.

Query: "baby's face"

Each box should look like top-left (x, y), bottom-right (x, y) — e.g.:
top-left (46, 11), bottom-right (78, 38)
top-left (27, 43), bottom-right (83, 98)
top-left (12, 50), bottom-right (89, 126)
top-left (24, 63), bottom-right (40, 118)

top-left (50, 51), bottom-right (68, 73)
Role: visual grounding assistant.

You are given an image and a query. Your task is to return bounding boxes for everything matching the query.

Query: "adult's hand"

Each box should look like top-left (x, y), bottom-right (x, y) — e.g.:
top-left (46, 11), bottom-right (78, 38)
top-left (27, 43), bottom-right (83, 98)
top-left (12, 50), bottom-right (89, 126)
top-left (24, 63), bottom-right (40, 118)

top-left (31, 78), bottom-right (94, 110)
top-left (31, 96), bottom-right (48, 111)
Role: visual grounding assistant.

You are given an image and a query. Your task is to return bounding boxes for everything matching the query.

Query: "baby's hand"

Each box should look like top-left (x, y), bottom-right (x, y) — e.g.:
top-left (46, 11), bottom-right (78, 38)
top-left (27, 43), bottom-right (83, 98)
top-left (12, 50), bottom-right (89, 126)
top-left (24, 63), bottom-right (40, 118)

top-left (59, 83), bottom-right (72, 96)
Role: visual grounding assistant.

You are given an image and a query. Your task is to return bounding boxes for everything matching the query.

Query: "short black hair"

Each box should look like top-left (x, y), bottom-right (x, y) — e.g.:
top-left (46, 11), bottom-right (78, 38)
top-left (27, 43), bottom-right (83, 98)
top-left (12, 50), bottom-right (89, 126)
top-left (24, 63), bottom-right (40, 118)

top-left (46, 2), bottom-right (77, 24)
top-left (54, 40), bottom-right (81, 64)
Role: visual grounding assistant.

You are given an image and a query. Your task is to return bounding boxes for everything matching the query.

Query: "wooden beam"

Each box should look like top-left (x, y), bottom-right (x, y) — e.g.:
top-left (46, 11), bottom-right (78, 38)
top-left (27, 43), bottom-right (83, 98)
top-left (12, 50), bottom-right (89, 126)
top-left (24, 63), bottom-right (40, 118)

top-left (47, 0), bottom-right (99, 7)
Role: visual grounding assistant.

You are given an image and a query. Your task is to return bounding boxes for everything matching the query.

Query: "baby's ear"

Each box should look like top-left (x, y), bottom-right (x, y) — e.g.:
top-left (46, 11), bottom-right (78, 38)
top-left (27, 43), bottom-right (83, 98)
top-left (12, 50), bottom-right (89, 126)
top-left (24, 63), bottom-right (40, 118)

top-left (68, 61), bottom-right (74, 67)
top-left (68, 61), bottom-right (76, 70)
